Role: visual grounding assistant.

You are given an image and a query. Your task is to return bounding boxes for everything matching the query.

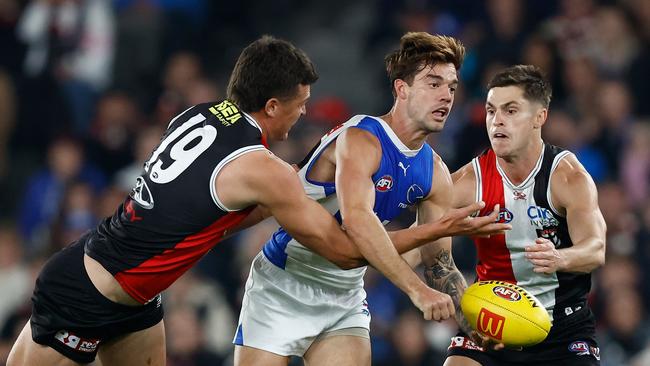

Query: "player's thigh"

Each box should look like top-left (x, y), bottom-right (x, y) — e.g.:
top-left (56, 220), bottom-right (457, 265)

top-left (303, 333), bottom-right (370, 366)
top-left (7, 321), bottom-right (81, 366)
top-left (97, 319), bottom-right (165, 366)
top-left (444, 355), bottom-right (483, 366)
top-left (234, 345), bottom-right (290, 366)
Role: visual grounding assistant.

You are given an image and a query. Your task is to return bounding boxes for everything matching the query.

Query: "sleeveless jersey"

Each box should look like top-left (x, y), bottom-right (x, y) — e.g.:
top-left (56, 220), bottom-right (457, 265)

top-left (472, 143), bottom-right (591, 320)
top-left (85, 100), bottom-right (266, 304)
top-left (262, 115), bottom-right (435, 290)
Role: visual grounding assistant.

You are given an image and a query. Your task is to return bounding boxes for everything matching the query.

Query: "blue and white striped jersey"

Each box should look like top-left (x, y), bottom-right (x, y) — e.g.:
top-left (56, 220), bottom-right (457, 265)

top-left (262, 115), bottom-right (436, 289)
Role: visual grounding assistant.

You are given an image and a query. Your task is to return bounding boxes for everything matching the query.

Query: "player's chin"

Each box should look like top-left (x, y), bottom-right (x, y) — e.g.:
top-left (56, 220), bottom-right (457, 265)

top-left (490, 141), bottom-right (510, 156)
top-left (427, 119), bottom-right (446, 132)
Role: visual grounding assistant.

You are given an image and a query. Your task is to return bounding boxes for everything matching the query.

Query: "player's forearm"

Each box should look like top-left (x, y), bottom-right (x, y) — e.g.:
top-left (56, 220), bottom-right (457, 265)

top-left (343, 212), bottom-right (427, 295)
top-left (423, 249), bottom-right (473, 335)
top-left (558, 237), bottom-right (605, 273)
top-left (388, 223), bottom-right (444, 255)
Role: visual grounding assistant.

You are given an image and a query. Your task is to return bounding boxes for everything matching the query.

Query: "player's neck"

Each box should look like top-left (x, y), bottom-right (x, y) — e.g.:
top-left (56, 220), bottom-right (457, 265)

top-left (248, 111), bottom-right (270, 141)
top-left (380, 108), bottom-right (428, 150)
top-left (496, 140), bottom-right (544, 186)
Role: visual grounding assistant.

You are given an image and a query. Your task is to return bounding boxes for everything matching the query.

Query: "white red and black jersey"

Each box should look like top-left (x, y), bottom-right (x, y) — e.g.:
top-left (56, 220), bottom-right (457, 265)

top-left (472, 143), bottom-right (590, 320)
top-left (85, 100), bottom-right (266, 304)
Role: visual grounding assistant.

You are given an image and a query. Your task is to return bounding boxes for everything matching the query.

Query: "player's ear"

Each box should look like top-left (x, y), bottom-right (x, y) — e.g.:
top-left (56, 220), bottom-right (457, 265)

top-left (265, 98), bottom-right (279, 117)
top-left (394, 79), bottom-right (409, 100)
top-left (533, 107), bottom-right (547, 129)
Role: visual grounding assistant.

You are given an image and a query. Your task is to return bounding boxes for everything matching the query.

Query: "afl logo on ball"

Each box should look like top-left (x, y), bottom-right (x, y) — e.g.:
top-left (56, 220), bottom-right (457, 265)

top-left (492, 286), bottom-right (522, 302)
top-left (375, 175), bottom-right (393, 192)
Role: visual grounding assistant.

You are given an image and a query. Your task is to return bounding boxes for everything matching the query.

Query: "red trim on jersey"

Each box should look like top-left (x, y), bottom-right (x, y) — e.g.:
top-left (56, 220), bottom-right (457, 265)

top-left (474, 150), bottom-right (517, 283)
top-left (114, 207), bottom-right (254, 304)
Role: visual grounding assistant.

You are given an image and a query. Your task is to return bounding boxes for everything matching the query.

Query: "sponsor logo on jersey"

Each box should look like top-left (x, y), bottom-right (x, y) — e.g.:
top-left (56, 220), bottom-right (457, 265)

top-left (209, 100), bottom-right (242, 126)
top-left (568, 341), bottom-right (590, 356)
top-left (54, 330), bottom-right (100, 353)
top-left (398, 161), bottom-right (410, 176)
top-left (537, 227), bottom-right (562, 247)
top-left (590, 346), bottom-right (601, 360)
top-left (375, 175), bottom-right (393, 192)
top-left (124, 199), bottom-right (144, 222)
top-left (527, 206), bottom-right (559, 227)
top-left (406, 184), bottom-right (424, 204)
top-left (477, 308), bottom-right (505, 340)
top-left (513, 190), bottom-right (527, 200)
top-left (130, 176), bottom-right (154, 209)
top-left (492, 286), bottom-right (522, 301)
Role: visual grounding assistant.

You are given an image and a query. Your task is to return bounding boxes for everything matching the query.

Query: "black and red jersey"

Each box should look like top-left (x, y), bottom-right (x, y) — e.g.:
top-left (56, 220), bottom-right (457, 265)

top-left (85, 100), bottom-right (266, 304)
top-left (471, 143), bottom-right (592, 320)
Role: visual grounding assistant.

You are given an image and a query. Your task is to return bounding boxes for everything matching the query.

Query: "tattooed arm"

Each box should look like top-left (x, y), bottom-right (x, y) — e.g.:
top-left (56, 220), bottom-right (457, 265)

top-left (416, 156), bottom-right (474, 334)
top-left (421, 240), bottom-right (473, 335)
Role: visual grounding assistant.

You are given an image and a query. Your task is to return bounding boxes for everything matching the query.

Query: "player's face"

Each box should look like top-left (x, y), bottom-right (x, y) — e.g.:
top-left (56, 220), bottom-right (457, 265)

top-left (270, 84), bottom-right (310, 140)
top-left (405, 63), bottom-right (458, 132)
top-left (485, 86), bottom-right (544, 159)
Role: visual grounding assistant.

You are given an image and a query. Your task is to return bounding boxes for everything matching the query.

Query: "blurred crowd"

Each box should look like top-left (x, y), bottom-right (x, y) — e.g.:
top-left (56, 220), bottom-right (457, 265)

top-left (0, 0), bottom-right (649, 365)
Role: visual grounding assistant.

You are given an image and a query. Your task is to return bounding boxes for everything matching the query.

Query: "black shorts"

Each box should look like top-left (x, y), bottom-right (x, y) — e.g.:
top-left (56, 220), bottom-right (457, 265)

top-left (30, 236), bottom-right (164, 364)
top-left (447, 304), bottom-right (600, 365)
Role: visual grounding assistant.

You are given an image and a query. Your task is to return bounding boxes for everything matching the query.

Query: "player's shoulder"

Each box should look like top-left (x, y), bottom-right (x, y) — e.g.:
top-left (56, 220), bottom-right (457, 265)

top-left (451, 161), bottom-right (476, 185)
top-left (550, 151), bottom-right (597, 200)
top-left (551, 152), bottom-right (590, 182)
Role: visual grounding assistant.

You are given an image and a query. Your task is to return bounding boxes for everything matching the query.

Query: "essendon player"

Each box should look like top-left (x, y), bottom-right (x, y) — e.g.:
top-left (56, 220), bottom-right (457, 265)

top-left (442, 65), bottom-right (606, 365)
top-left (7, 36), bottom-right (506, 366)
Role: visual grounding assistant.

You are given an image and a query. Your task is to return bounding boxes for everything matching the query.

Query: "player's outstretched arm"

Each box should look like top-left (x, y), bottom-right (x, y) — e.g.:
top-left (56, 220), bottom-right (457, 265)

top-left (388, 200), bottom-right (508, 256)
top-left (525, 154), bottom-right (606, 274)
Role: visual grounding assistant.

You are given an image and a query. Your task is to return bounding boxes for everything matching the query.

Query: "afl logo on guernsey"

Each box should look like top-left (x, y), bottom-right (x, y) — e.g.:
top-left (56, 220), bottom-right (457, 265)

top-left (375, 175), bottom-right (394, 192)
top-left (489, 207), bottom-right (513, 223)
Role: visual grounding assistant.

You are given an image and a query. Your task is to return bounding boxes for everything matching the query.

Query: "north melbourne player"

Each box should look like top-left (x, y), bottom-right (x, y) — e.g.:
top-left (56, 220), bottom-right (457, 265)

top-left (234, 32), bottom-right (509, 366)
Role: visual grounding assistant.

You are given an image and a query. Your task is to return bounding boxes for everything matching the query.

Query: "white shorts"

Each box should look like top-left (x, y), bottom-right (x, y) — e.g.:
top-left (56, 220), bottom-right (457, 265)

top-left (233, 252), bottom-right (371, 356)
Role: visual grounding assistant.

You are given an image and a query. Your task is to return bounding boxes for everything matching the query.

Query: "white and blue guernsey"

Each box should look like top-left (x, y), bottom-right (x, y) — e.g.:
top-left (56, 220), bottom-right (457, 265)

top-left (261, 115), bottom-right (435, 290)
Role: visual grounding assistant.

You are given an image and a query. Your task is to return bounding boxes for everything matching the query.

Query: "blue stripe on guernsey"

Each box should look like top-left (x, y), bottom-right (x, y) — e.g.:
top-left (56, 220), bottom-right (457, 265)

top-left (333, 211), bottom-right (342, 225)
top-left (324, 185), bottom-right (336, 196)
top-left (262, 229), bottom-right (293, 269)
top-left (234, 324), bottom-right (244, 345)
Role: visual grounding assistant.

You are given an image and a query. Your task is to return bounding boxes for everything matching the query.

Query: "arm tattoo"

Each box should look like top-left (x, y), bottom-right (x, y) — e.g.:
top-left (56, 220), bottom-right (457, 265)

top-left (424, 250), bottom-right (473, 335)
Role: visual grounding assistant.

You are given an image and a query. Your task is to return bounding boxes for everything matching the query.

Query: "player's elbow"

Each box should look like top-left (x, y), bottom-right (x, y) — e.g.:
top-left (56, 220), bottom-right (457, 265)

top-left (593, 239), bottom-right (606, 269)
top-left (340, 211), bottom-right (372, 240)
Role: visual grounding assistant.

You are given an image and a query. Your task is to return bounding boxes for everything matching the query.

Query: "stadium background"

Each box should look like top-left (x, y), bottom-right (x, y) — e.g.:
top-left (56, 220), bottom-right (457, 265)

top-left (0, 0), bottom-right (649, 364)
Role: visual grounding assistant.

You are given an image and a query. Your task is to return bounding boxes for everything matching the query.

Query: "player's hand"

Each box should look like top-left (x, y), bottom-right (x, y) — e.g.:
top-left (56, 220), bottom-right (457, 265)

top-left (438, 202), bottom-right (511, 238)
top-left (525, 238), bottom-right (565, 274)
top-left (468, 331), bottom-right (508, 351)
top-left (409, 286), bottom-right (455, 321)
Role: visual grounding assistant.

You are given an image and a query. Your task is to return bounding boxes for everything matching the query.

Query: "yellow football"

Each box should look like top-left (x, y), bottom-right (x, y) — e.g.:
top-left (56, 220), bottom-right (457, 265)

top-left (460, 280), bottom-right (552, 347)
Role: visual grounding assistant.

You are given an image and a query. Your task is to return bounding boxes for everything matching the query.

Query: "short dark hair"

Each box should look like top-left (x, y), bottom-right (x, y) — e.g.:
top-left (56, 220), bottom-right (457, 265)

top-left (227, 35), bottom-right (319, 112)
top-left (385, 32), bottom-right (465, 97)
top-left (487, 65), bottom-right (552, 108)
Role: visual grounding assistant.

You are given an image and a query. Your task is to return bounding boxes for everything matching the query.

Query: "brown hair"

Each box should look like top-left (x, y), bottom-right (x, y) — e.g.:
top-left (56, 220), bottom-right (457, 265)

top-left (487, 65), bottom-right (552, 108)
top-left (227, 35), bottom-right (318, 112)
top-left (384, 32), bottom-right (465, 97)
